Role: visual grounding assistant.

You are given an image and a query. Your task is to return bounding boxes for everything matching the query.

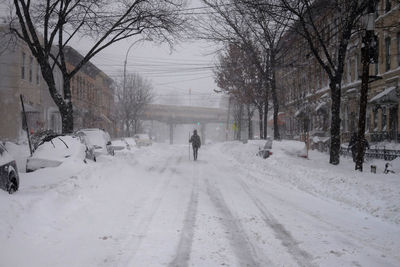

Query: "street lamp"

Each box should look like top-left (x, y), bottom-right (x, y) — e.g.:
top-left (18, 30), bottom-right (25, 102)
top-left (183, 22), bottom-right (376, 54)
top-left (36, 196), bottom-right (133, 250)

top-left (123, 38), bottom-right (146, 96)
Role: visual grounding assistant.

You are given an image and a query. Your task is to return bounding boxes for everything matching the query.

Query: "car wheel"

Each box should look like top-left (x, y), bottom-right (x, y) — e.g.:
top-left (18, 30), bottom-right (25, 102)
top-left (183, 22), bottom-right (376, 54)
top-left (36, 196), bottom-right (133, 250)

top-left (7, 173), bottom-right (18, 194)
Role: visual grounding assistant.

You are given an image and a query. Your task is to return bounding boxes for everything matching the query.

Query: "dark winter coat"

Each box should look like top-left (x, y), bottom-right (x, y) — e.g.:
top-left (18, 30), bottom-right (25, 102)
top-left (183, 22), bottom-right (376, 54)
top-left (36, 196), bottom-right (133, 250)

top-left (349, 134), bottom-right (370, 152)
top-left (189, 134), bottom-right (201, 148)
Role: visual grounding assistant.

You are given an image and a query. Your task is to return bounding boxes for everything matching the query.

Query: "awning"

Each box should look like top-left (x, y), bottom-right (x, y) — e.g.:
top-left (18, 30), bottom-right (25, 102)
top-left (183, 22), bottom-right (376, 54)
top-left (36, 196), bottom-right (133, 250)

top-left (295, 107), bottom-right (306, 117)
top-left (369, 87), bottom-right (398, 105)
top-left (346, 88), bottom-right (357, 94)
top-left (315, 102), bottom-right (328, 113)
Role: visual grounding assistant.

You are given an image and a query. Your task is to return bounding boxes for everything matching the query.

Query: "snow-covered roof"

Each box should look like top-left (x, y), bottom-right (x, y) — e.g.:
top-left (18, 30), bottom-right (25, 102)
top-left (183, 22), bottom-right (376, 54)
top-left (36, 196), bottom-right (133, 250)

top-left (346, 88), bottom-right (357, 94)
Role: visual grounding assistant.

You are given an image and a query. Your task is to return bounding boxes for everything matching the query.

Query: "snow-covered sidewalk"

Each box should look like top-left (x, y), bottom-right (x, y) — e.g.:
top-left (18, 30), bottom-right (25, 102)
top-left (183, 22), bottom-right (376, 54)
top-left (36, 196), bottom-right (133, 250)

top-left (222, 140), bottom-right (400, 225)
top-left (0, 140), bottom-right (399, 266)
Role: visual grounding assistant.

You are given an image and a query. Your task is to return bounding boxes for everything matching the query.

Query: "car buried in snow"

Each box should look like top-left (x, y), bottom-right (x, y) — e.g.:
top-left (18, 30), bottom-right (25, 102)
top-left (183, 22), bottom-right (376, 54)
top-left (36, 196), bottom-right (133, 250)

top-left (26, 135), bottom-right (88, 172)
top-left (75, 128), bottom-right (115, 157)
top-left (257, 137), bottom-right (273, 159)
top-left (133, 133), bottom-right (152, 147)
top-left (0, 142), bottom-right (19, 194)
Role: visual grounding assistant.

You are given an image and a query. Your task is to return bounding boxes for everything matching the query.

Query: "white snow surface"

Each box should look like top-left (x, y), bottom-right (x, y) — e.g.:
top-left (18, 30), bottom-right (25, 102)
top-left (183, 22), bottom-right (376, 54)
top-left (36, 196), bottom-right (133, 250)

top-left (0, 140), bottom-right (399, 267)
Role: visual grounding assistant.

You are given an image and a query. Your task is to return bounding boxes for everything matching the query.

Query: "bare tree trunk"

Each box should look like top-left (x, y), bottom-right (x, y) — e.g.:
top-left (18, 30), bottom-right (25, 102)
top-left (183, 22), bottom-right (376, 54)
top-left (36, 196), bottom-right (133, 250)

top-left (263, 101), bottom-right (268, 139)
top-left (270, 61), bottom-right (280, 140)
top-left (247, 104), bottom-right (253, 140)
top-left (237, 104), bottom-right (243, 140)
top-left (356, 32), bottom-right (374, 170)
top-left (329, 79), bottom-right (342, 165)
top-left (258, 105), bottom-right (263, 139)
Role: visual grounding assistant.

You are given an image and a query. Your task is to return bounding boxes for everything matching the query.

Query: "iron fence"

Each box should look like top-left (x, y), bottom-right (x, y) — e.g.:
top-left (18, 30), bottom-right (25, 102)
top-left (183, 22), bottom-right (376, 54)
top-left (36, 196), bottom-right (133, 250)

top-left (340, 147), bottom-right (400, 161)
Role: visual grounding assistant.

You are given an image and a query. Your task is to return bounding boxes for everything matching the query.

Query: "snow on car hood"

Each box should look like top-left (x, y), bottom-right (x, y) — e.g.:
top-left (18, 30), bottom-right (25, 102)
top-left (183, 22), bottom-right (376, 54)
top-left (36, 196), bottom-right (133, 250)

top-left (31, 136), bottom-right (86, 162)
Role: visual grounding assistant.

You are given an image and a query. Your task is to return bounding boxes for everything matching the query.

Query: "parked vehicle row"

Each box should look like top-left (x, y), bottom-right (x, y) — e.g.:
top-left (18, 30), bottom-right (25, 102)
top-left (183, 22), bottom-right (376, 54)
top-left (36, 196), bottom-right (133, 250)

top-left (1, 129), bottom-right (152, 193)
top-left (27, 128), bottom-right (115, 172)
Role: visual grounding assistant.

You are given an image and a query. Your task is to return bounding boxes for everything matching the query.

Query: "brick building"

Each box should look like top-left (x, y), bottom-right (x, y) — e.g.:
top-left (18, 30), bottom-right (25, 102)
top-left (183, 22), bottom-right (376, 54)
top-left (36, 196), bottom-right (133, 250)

top-left (65, 47), bottom-right (115, 136)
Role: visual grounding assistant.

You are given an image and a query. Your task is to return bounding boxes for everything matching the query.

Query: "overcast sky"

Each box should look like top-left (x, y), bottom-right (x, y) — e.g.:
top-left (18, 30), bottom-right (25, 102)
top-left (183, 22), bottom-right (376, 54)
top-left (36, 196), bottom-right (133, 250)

top-left (0, 0), bottom-right (223, 108)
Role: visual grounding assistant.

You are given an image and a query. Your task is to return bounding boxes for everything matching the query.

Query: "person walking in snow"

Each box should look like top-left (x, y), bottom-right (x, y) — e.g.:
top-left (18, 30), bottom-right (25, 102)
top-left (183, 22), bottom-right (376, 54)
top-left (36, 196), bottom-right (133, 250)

top-left (189, 129), bottom-right (201, 161)
top-left (348, 132), bottom-right (370, 162)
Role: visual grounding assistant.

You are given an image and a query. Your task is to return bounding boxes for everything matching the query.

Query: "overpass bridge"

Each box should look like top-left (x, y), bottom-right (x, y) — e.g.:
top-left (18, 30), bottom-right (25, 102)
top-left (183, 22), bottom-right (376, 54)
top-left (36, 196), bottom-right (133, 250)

top-left (142, 104), bottom-right (228, 144)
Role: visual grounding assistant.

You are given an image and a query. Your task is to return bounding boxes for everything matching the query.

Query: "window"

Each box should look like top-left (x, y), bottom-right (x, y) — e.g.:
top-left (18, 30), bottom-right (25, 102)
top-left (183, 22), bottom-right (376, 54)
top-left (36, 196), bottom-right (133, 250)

top-left (354, 54), bottom-right (358, 81)
top-left (373, 108), bottom-right (379, 131)
top-left (29, 56), bottom-right (33, 83)
top-left (375, 36), bottom-right (380, 75)
top-left (346, 59), bottom-right (351, 83)
top-left (36, 62), bottom-right (40, 85)
top-left (21, 52), bottom-right (26, 79)
top-left (397, 32), bottom-right (400, 67)
top-left (382, 107), bottom-right (387, 131)
top-left (385, 37), bottom-right (391, 71)
top-left (385, 0), bottom-right (391, 13)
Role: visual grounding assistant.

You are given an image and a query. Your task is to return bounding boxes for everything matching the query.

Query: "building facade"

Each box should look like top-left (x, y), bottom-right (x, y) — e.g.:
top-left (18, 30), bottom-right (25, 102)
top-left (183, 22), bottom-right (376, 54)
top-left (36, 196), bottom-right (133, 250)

top-left (277, 0), bottom-right (399, 144)
top-left (65, 47), bottom-right (116, 136)
top-left (0, 27), bottom-right (115, 141)
top-left (0, 25), bottom-right (62, 142)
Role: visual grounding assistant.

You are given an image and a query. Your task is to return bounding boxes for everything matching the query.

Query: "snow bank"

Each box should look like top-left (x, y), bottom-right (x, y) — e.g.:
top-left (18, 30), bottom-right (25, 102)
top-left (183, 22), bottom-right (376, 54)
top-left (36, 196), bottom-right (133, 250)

top-left (216, 140), bottom-right (400, 225)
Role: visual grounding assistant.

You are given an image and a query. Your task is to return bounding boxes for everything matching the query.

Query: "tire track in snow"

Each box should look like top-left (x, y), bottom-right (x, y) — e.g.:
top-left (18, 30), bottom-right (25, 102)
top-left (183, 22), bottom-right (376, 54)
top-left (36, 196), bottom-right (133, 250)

top-left (116, 169), bottom-right (174, 266)
top-left (168, 175), bottom-right (199, 267)
top-left (237, 179), bottom-right (316, 267)
top-left (205, 179), bottom-right (260, 267)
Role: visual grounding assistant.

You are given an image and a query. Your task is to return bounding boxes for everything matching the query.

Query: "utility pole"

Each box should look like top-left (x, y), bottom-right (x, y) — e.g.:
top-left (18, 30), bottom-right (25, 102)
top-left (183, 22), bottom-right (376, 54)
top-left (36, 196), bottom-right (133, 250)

top-left (355, 0), bottom-right (377, 171)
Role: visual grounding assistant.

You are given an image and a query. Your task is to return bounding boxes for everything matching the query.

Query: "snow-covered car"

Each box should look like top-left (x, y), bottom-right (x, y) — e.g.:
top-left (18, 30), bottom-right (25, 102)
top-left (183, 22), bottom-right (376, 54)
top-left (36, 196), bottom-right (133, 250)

top-left (111, 138), bottom-right (131, 151)
top-left (134, 134), bottom-right (152, 147)
top-left (257, 137), bottom-right (273, 159)
top-left (75, 128), bottom-right (115, 156)
top-left (26, 135), bottom-right (87, 172)
top-left (0, 142), bottom-right (19, 194)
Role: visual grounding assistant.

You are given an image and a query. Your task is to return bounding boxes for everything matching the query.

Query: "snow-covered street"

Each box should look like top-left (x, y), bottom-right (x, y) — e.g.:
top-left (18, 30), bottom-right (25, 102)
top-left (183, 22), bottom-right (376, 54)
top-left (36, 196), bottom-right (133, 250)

top-left (1, 141), bottom-right (399, 267)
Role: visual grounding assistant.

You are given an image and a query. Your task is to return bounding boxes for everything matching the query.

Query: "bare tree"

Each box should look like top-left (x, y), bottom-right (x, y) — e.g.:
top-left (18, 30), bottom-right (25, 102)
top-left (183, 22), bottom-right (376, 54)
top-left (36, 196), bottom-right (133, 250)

top-left (274, 0), bottom-right (369, 165)
top-left (7, 0), bottom-right (186, 133)
top-left (115, 73), bottom-right (154, 137)
top-left (198, 0), bottom-right (291, 140)
top-left (214, 44), bottom-right (261, 139)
